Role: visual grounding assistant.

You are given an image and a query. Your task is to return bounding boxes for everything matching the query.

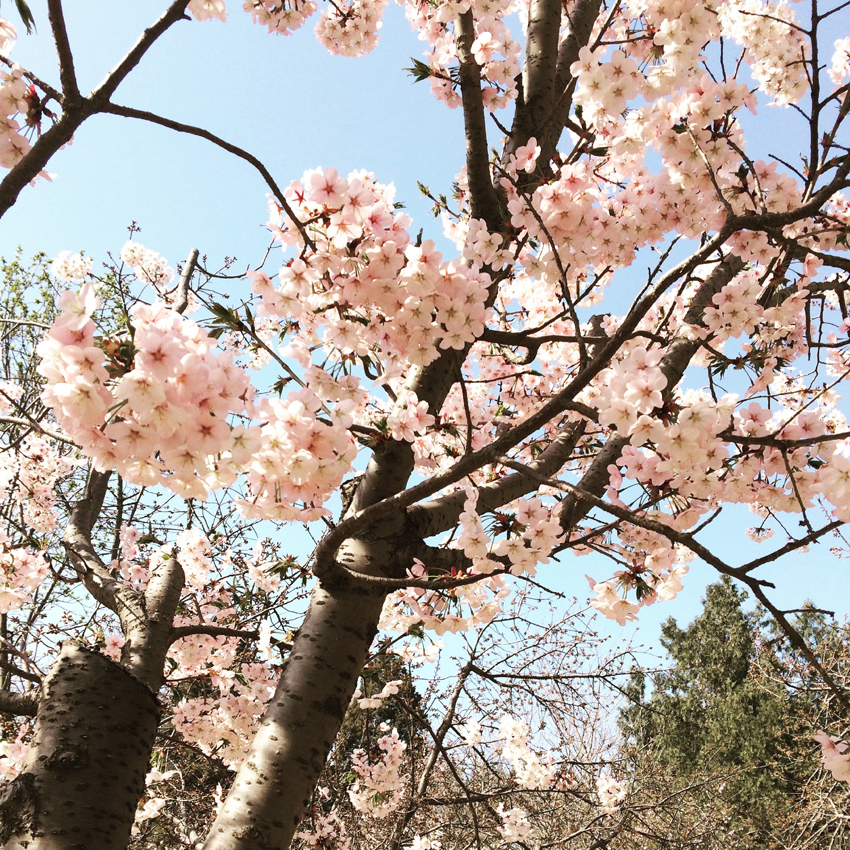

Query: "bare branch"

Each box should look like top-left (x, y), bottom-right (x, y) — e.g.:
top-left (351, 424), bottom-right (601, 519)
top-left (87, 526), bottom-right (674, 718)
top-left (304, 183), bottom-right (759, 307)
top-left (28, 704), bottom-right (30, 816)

top-left (0, 660), bottom-right (40, 684)
top-left (0, 1), bottom-right (191, 221)
top-left (88, 1), bottom-right (191, 107)
top-left (0, 688), bottom-right (38, 716)
top-left (0, 416), bottom-right (74, 445)
top-left (170, 625), bottom-right (260, 643)
top-left (46, 0), bottom-right (80, 103)
top-left (100, 103), bottom-right (316, 251)
top-left (745, 578), bottom-right (850, 713)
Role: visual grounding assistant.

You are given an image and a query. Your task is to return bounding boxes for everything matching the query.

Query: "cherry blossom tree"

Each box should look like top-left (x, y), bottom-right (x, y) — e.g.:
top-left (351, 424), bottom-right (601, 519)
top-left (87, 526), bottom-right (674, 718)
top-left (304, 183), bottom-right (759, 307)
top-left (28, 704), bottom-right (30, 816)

top-left (0, 0), bottom-right (848, 848)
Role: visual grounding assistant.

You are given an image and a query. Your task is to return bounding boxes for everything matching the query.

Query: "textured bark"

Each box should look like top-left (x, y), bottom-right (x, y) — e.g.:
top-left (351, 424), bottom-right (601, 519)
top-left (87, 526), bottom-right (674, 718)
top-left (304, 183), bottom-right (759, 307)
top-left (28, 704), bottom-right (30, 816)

top-left (202, 583), bottom-right (385, 850)
top-left (0, 642), bottom-right (159, 850)
top-left (523, 0), bottom-right (562, 125)
top-left (504, 0), bottom-right (603, 168)
top-left (0, 690), bottom-right (38, 718)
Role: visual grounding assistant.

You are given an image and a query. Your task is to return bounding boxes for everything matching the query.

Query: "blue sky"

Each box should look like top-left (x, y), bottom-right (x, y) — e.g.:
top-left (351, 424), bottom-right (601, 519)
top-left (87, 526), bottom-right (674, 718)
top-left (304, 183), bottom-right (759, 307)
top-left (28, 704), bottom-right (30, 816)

top-left (1, 1), bottom-right (849, 654)
top-left (0, 1), bottom-right (465, 266)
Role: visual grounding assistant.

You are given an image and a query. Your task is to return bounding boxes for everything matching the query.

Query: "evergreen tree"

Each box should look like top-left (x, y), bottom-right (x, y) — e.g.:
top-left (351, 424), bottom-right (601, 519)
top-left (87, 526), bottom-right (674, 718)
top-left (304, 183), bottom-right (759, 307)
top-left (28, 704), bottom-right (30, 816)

top-left (620, 578), bottom-right (795, 843)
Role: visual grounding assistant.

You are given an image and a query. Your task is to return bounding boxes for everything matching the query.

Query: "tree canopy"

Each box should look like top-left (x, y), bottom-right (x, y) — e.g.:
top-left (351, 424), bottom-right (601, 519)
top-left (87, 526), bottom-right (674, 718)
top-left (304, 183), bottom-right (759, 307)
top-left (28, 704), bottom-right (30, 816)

top-left (0, 1), bottom-right (847, 849)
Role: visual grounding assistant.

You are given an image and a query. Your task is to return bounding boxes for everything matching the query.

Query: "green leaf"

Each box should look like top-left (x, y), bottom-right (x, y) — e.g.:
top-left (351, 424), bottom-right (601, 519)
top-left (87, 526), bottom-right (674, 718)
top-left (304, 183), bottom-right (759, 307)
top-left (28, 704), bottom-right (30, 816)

top-left (13, 0), bottom-right (35, 33)
top-left (272, 377), bottom-right (292, 395)
top-left (404, 58), bottom-right (433, 83)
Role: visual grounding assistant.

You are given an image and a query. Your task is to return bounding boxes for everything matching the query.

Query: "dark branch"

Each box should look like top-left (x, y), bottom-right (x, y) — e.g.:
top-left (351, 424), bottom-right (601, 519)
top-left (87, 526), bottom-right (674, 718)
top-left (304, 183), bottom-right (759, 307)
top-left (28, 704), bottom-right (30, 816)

top-left (46, 0), bottom-right (80, 103)
top-left (0, 688), bottom-right (38, 716)
top-left (100, 103), bottom-right (316, 250)
top-left (455, 11), bottom-right (501, 229)
top-left (89, 1), bottom-right (191, 106)
top-left (170, 625), bottom-right (260, 643)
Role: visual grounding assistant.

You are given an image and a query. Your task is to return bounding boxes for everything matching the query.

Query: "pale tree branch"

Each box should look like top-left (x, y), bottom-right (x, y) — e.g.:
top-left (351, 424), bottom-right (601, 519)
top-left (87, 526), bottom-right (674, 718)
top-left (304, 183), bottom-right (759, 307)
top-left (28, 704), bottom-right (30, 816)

top-left (174, 248), bottom-right (199, 314)
top-left (0, 416), bottom-right (74, 445)
top-left (66, 470), bottom-right (186, 690)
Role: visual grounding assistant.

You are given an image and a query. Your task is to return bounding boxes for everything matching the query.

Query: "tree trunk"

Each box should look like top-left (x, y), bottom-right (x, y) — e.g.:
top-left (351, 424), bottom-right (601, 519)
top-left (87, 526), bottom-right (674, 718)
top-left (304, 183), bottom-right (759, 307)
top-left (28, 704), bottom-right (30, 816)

top-left (202, 581), bottom-right (386, 850)
top-left (0, 642), bottom-right (160, 850)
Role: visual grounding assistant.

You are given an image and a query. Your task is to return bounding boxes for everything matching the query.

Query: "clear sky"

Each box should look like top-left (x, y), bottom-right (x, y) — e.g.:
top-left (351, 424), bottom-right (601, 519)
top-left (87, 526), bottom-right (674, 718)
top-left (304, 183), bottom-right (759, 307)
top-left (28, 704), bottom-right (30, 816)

top-left (0, 1), bottom-right (466, 266)
top-left (1, 1), bottom-right (848, 655)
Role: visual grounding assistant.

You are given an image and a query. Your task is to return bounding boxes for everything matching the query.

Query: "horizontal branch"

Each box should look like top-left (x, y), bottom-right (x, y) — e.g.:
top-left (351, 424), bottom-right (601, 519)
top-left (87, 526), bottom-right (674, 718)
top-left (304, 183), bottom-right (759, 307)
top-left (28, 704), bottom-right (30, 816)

top-left (170, 625), bottom-right (259, 643)
top-left (720, 429), bottom-right (850, 449)
top-left (0, 659), bottom-right (41, 684)
top-left (0, 416), bottom-right (74, 445)
top-left (0, 688), bottom-right (39, 716)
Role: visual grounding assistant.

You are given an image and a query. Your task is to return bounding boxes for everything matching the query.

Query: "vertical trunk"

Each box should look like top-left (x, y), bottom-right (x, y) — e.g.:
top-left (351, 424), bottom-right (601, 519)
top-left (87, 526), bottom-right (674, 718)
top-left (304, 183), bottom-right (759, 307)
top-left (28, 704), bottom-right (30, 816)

top-left (0, 642), bottom-right (160, 850)
top-left (204, 382), bottom-right (452, 850)
top-left (0, 616), bottom-right (8, 691)
top-left (202, 581), bottom-right (386, 850)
